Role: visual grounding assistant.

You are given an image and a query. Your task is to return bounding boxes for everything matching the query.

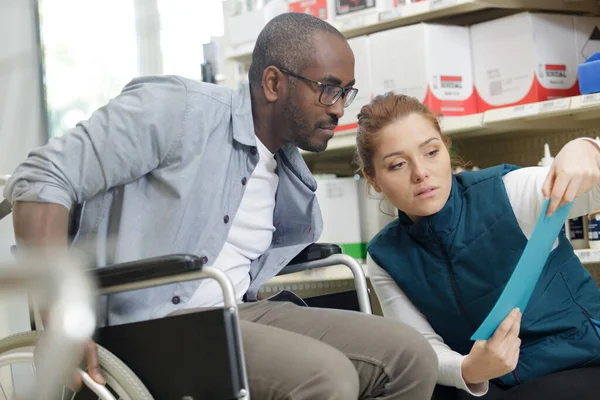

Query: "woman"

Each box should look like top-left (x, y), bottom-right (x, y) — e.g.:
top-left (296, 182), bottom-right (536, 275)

top-left (356, 92), bottom-right (600, 399)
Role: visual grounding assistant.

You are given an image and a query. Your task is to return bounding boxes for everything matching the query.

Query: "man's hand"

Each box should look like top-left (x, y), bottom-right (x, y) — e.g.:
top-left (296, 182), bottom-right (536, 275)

top-left (543, 139), bottom-right (600, 216)
top-left (70, 339), bottom-right (105, 390)
top-left (462, 308), bottom-right (522, 385)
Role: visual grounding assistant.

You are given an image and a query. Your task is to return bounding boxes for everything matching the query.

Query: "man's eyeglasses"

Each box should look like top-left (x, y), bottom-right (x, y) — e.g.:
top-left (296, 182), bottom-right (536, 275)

top-left (279, 68), bottom-right (358, 108)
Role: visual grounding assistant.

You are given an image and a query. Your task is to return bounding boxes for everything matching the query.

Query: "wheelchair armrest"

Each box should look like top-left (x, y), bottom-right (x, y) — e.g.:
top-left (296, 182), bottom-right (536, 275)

top-left (94, 254), bottom-right (203, 289)
top-left (287, 243), bottom-right (342, 266)
top-left (278, 245), bottom-right (373, 314)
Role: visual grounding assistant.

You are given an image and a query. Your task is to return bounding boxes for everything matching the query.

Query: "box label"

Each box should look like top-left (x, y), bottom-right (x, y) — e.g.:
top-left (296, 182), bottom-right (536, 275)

top-left (379, 7), bottom-right (403, 21)
top-left (511, 103), bottom-right (540, 118)
top-left (581, 93), bottom-right (600, 106)
top-left (430, 0), bottom-right (458, 10)
top-left (339, 16), bottom-right (365, 31)
top-left (539, 98), bottom-right (571, 113)
top-left (337, 0), bottom-right (375, 16)
top-left (289, 0), bottom-right (329, 20)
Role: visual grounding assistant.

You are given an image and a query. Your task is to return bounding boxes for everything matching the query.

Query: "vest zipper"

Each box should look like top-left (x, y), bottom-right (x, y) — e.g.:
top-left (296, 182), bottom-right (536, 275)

top-left (429, 225), bottom-right (523, 386)
top-left (428, 225), bottom-right (477, 331)
top-left (582, 310), bottom-right (600, 340)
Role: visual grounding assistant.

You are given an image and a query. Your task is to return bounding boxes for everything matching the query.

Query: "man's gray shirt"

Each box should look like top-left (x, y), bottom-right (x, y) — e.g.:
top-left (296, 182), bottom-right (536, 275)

top-left (4, 76), bottom-right (323, 325)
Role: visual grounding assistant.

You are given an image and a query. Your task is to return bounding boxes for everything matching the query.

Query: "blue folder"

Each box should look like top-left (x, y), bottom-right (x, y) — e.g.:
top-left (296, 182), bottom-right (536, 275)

top-left (471, 199), bottom-right (573, 340)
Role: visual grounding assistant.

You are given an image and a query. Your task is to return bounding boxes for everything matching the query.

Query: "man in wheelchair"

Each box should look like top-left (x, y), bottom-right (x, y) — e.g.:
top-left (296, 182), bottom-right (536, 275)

top-left (4, 12), bottom-right (437, 400)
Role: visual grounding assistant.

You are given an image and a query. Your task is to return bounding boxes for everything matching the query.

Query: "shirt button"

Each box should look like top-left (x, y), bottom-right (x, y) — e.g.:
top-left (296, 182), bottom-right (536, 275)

top-left (201, 256), bottom-right (208, 265)
top-left (241, 177), bottom-right (247, 185)
top-left (250, 147), bottom-right (257, 155)
top-left (172, 296), bottom-right (180, 305)
top-left (224, 215), bottom-right (230, 224)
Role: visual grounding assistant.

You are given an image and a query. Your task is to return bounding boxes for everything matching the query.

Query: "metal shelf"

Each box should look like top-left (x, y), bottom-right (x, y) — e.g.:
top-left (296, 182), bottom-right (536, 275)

top-left (225, 0), bottom-right (600, 62)
top-left (339, 0), bottom-right (599, 38)
top-left (303, 94), bottom-right (600, 153)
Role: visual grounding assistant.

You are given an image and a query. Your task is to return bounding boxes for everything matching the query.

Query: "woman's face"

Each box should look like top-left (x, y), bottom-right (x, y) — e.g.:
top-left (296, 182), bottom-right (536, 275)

top-left (367, 114), bottom-right (453, 222)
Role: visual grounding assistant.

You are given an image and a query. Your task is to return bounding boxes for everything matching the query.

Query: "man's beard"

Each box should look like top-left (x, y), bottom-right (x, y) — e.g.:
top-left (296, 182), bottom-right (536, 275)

top-left (283, 99), bottom-right (334, 153)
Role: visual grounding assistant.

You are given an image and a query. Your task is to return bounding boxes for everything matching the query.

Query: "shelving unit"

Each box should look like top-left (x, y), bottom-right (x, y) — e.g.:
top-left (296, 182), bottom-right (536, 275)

top-left (340, 0), bottom-right (599, 38)
top-left (225, 0), bottom-right (600, 63)
top-left (221, 0), bottom-right (600, 295)
top-left (300, 94), bottom-right (600, 154)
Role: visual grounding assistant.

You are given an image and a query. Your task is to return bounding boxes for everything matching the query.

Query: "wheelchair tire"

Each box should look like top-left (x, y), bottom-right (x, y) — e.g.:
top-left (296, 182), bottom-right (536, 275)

top-left (0, 330), bottom-right (154, 399)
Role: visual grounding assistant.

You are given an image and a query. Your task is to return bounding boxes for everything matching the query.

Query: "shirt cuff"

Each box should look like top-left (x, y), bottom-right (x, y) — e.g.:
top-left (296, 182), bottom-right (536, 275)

top-left (455, 355), bottom-right (489, 397)
top-left (6, 180), bottom-right (73, 211)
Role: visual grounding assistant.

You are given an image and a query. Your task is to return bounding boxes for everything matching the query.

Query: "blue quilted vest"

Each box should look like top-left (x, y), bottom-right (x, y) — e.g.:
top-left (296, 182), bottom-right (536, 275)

top-left (368, 165), bottom-right (600, 387)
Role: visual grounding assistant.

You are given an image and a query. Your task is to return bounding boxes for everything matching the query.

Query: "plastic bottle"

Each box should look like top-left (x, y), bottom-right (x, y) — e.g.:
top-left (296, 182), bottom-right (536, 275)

top-left (538, 143), bottom-right (554, 167)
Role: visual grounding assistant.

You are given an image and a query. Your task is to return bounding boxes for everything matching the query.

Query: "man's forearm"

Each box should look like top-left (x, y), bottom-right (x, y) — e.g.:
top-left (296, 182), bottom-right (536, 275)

top-left (13, 201), bottom-right (69, 250)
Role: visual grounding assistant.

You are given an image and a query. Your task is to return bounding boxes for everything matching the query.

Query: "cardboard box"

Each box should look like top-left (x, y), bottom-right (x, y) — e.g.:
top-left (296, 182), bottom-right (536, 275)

top-left (357, 179), bottom-right (396, 258)
top-left (574, 16), bottom-right (600, 63)
top-left (288, 0), bottom-right (334, 23)
top-left (338, 36), bottom-right (372, 133)
top-left (315, 177), bottom-right (363, 260)
top-left (369, 23), bottom-right (477, 116)
top-left (471, 13), bottom-right (581, 112)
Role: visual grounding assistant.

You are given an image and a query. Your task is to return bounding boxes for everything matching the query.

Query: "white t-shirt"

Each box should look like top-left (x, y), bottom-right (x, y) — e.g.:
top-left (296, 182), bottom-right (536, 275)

top-left (187, 137), bottom-right (278, 308)
top-left (368, 138), bottom-right (600, 396)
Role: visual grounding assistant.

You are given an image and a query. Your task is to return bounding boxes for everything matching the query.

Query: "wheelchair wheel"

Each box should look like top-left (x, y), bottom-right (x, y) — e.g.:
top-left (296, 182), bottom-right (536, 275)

top-left (0, 331), bottom-right (153, 399)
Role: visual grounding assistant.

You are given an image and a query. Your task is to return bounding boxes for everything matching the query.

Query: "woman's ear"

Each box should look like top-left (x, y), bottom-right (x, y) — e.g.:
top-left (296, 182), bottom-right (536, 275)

top-left (363, 171), bottom-right (382, 193)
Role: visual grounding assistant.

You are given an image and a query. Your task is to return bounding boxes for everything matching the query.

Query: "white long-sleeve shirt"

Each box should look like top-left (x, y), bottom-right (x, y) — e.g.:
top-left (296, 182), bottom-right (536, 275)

top-left (368, 138), bottom-right (600, 396)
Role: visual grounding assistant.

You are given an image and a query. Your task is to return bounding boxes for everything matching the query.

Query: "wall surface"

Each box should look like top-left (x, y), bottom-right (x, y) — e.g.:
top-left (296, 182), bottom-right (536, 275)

top-left (0, 0), bottom-right (46, 336)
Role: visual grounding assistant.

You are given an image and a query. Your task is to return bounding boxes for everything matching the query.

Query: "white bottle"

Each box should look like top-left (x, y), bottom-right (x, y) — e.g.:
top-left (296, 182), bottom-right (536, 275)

top-left (538, 143), bottom-right (554, 167)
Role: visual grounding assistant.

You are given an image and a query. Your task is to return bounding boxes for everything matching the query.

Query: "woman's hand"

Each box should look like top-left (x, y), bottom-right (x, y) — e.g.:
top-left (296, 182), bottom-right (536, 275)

top-left (462, 308), bottom-right (522, 385)
top-left (543, 139), bottom-right (600, 216)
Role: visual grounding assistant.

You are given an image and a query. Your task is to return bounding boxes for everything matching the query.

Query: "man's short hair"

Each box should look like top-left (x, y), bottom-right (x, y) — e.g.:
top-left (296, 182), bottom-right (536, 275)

top-left (248, 12), bottom-right (346, 86)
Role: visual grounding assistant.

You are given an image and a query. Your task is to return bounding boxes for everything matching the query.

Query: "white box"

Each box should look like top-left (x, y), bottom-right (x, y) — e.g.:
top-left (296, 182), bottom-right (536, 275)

top-left (357, 179), bottom-right (396, 254)
top-left (574, 16), bottom-right (600, 63)
top-left (315, 177), bottom-right (363, 260)
top-left (228, 0), bottom-right (288, 46)
top-left (338, 36), bottom-right (372, 133)
top-left (471, 13), bottom-right (581, 112)
top-left (369, 23), bottom-right (477, 116)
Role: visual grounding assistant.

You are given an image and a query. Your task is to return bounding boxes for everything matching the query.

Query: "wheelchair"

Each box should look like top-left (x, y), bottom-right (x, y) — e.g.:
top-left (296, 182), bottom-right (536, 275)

top-left (0, 179), bottom-right (373, 399)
